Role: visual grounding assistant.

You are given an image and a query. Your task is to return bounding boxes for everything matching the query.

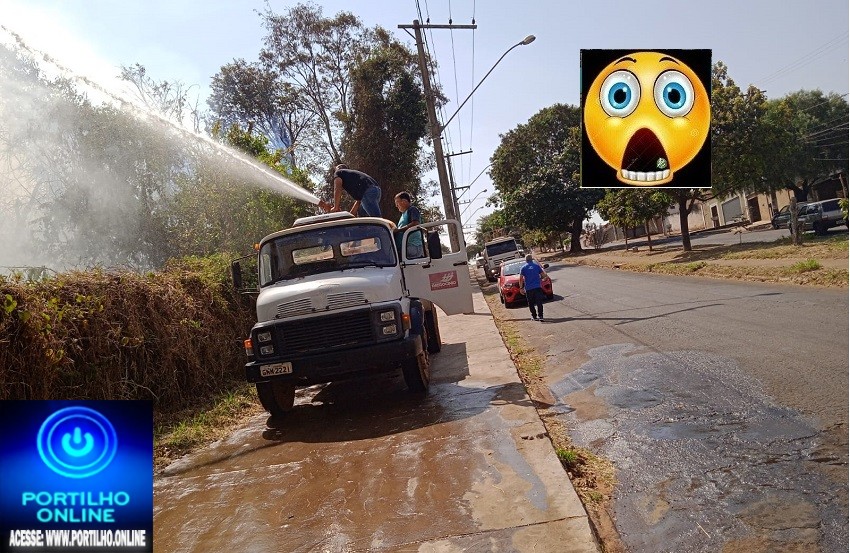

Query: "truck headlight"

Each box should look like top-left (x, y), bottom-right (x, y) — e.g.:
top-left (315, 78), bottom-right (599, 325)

top-left (257, 331), bottom-right (272, 343)
top-left (260, 345), bottom-right (275, 355)
top-left (379, 310), bottom-right (396, 322)
top-left (382, 324), bottom-right (397, 335)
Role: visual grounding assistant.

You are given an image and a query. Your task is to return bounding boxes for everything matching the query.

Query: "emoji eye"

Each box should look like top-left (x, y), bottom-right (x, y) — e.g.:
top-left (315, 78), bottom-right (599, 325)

top-left (600, 70), bottom-right (640, 117)
top-left (654, 70), bottom-right (695, 117)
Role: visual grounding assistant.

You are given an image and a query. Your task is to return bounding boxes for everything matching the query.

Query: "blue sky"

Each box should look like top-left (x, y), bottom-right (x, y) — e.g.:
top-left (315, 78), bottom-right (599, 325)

top-left (1, 0), bottom-right (847, 233)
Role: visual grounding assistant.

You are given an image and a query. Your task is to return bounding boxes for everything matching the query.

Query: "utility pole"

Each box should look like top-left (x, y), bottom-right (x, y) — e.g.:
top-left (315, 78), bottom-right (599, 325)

top-left (399, 20), bottom-right (476, 252)
top-left (446, 149), bottom-right (472, 224)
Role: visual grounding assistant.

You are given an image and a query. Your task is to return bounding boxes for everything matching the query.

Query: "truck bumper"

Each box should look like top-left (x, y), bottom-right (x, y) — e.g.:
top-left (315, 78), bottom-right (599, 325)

top-left (245, 334), bottom-right (423, 386)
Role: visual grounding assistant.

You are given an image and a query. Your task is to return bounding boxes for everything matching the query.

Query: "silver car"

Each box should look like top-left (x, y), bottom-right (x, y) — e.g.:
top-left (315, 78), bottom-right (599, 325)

top-left (793, 199), bottom-right (848, 235)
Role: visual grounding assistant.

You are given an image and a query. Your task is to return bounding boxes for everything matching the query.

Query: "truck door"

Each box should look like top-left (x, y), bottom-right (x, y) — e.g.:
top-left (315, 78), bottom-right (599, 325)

top-left (401, 220), bottom-right (474, 315)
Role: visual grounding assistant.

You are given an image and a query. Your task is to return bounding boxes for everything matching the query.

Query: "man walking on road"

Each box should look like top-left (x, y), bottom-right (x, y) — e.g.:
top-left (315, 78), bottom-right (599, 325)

top-left (318, 163), bottom-right (382, 218)
top-left (519, 254), bottom-right (548, 321)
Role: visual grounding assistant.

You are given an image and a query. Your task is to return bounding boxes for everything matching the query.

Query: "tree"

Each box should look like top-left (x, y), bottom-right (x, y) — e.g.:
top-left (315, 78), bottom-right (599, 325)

top-left (207, 59), bottom-right (322, 170)
top-left (474, 209), bottom-right (514, 246)
top-left (596, 189), bottom-right (673, 251)
top-left (711, 62), bottom-right (770, 198)
top-left (259, 3), bottom-right (374, 165)
top-left (121, 63), bottom-right (204, 133)
top-left (490, 104), bottom-right (603, 252)
top-left (164, 123), bottom-right (313, 257)
top-left (340, 29), bottom-right (431, 217)
top-left (761, 90), bottom-right (849, 201)
top-left (674, 61), bottom-right (772, 252)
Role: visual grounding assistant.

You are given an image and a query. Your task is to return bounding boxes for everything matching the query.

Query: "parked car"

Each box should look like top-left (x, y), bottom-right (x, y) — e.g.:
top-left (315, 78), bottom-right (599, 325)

top-left (790, 199), bottom-right (848, 235)
top-left (498, 259), bottom-right (553, 307)
top-left (771, 204), bottom-right (805, 229)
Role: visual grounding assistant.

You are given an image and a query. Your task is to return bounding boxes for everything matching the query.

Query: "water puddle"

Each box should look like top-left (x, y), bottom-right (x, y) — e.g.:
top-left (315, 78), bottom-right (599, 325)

top-left (547, 343), bottom-right (848, 552)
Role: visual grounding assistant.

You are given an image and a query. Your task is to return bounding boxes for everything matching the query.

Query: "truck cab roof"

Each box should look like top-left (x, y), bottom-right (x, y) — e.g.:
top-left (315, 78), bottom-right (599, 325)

top-left (293, 211), bottom-right (355, 227)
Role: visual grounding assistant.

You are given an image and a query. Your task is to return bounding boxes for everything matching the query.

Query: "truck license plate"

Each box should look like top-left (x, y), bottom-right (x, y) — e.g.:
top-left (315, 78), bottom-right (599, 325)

top-left (260, 362), bottom-right (293, 377)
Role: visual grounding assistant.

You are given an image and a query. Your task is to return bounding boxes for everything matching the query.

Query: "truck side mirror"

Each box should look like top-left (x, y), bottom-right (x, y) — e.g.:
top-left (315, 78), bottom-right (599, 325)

top-left (231, 261), bottom-right (243, 290)
top-left (427, 231), bottom-right (443, 260)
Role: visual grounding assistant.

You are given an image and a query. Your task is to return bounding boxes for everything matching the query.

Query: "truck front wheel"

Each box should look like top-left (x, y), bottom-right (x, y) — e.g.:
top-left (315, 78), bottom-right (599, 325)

top-left (402, 329), bottom-right (430, 392)
top-left (256, 381), bottom-right (296, 417)
top-left (424, 309), bottom-right (442, 353)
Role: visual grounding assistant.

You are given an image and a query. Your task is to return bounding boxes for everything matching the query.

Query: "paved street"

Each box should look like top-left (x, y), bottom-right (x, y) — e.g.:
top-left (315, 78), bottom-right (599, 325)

top-left (489, 262), bottom-right (848, 552)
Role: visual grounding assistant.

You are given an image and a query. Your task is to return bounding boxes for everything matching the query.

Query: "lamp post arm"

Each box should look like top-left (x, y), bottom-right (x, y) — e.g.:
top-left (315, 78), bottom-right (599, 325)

top-left (440, 37), bottom-right (534, 132)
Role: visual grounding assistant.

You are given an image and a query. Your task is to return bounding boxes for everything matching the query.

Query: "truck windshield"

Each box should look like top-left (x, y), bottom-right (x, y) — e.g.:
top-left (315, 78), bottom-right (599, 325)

top-left (259, 224), bottom-right (397, 286)
top-left (486, 240), bottom-right (518, 256)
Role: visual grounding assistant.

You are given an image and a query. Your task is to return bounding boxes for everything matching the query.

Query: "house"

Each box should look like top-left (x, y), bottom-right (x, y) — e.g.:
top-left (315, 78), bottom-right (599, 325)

top-left (664, 171), bottom-right (847, 232)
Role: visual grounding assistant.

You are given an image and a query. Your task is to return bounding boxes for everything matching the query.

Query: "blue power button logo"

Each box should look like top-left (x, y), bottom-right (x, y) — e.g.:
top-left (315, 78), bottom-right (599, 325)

top-left (37, 407), bottom-right (118, 478)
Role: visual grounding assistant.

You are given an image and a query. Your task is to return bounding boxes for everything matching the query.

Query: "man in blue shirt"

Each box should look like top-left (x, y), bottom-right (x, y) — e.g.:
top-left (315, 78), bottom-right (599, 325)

top-left (394, 192), bottom-right (425, 258)
top-left (519, 254), bottom-right (548, 321)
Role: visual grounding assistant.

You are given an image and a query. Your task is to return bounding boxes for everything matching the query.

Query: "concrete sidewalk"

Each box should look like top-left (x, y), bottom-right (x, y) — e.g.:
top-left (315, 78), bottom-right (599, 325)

top-left (421, 284), bottom-right (600, 552)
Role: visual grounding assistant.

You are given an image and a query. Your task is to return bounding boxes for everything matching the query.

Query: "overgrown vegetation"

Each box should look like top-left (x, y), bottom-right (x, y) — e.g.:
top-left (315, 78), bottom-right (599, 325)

top-left (155, 384), bottom-right (262, 469)
top-left (0, 256), bottom-right (254, 416)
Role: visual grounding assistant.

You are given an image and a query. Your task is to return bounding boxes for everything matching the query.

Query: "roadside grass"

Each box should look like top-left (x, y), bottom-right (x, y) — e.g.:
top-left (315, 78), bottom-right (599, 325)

top-left (788, 259), bottom-right (822, 273)
top-left (720, 234), bottom-right (848, 260)
top-left (477, 273), bottom-right (617, 542)
top-left (569, 233), bottom-right (848, 288)
top-left (154, 383), bottom-right (263, 471)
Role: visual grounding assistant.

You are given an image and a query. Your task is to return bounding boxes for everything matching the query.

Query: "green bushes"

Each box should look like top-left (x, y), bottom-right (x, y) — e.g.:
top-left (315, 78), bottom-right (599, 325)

top-left (0, 256), bottom-right (255, 414)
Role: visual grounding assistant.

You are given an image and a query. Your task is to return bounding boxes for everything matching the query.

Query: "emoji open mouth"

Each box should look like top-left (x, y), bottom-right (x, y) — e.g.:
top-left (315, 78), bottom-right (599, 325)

top-left (620, 128), bottom-right (670, 182)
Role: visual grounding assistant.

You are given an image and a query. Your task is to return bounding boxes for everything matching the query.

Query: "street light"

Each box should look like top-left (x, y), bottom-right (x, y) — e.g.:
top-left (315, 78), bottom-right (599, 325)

top-left (440, 35), bottom-right (536, 133)
top-left (462, 205), bottom-right (485, 228)
top-left (460, 189), bottom-right (488, 217)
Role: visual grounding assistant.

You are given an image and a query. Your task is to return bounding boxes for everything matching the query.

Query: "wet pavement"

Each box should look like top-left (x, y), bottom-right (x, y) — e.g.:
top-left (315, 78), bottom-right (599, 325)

top-left (154, 288), bottom-right (599, 552)
top-left (494, 263), bottom-right (848, 552)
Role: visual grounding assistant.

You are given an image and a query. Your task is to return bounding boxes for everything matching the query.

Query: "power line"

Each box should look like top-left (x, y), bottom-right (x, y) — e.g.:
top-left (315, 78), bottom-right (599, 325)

top-left (757, 32), bottom-right (848, 86)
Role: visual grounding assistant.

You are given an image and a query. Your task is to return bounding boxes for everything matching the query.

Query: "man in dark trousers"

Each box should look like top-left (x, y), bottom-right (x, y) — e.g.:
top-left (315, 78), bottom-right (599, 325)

top-left (519, 254), bottom-right (549, 322)
top-left (318, 163), bottom-right (382, 217)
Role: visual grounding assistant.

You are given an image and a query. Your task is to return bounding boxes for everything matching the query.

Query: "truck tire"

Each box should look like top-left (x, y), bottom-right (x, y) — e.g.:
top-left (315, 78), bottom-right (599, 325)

top-left (424, 308), bottom-right (442, 353)
top-left (256, 381), bottom-right (296, 417)
top-left (402, 328), bottom-right (430, 392)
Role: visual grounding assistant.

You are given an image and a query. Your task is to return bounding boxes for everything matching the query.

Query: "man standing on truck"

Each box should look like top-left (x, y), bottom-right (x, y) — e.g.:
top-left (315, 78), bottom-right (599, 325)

top-left (519, 254), bottom-right (548, 322)
top-left (318, 163), bottom-right (382, 217)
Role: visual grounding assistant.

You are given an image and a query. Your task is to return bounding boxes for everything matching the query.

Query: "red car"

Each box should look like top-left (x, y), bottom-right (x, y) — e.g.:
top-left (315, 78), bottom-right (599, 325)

top-left (498, 260), bottom-right (553, 307)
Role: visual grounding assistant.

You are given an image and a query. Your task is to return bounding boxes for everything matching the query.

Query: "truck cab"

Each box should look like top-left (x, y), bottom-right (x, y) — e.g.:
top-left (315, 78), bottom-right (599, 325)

top-left (237, 212), bottom-right (473, 417)
top-left (482, 236), bottom-right (524, 282)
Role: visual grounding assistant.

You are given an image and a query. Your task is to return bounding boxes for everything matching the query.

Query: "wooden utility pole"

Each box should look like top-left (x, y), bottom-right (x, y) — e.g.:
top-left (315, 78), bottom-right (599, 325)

top-left (399, 20), bottom-right (475, 252)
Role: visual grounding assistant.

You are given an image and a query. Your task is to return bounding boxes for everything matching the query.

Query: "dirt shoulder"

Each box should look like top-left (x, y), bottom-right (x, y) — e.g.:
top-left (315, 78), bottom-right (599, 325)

top-left (544, 234), bottom-right (848, 288)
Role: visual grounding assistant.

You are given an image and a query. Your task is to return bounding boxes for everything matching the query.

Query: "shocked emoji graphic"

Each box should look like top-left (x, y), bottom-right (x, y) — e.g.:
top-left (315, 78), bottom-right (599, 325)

top-left (584, 51), bottom-right (710, 186)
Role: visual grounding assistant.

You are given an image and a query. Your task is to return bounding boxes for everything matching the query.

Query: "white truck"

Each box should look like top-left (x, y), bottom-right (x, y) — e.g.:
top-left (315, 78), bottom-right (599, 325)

top-left (481, 236), bottom-right (524, 282)
top-left (233, 212), bottom-right (474, 417)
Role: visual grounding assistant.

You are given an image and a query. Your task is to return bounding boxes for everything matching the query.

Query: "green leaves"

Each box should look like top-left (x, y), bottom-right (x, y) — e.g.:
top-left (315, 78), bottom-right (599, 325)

top-left (3, 294), bottom-right (17, 315)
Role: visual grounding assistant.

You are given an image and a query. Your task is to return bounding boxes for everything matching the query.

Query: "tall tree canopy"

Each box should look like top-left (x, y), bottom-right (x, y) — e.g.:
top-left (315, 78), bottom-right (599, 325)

top-left (207, 58), bottom-right (320, 168)
top-left (258, 3), bottom-right (374, 165)
top-left (490, 104), bottom-right (603, 252)
top-left (761, 90), bottom-right (849, 201)
top-left (340, 29), bottom-right (430, 217)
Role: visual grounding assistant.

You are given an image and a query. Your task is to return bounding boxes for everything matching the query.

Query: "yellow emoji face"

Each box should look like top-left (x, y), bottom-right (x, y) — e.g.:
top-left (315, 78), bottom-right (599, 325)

top-left (584, 51), bottom-right (710, 186)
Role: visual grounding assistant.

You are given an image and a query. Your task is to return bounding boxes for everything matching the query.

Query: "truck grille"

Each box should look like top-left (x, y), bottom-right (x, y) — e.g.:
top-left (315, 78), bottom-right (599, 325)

top-left (276, 309), bottom-right (374, 355)
top-left (327, 291), bottom-right (367, 310)
top-left (276, 292), bottom-right (368, 319)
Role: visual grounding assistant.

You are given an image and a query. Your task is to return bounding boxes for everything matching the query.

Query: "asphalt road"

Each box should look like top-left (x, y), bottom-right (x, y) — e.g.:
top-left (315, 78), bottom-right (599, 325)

top-left (492, 263), bottom-right (848, 552)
